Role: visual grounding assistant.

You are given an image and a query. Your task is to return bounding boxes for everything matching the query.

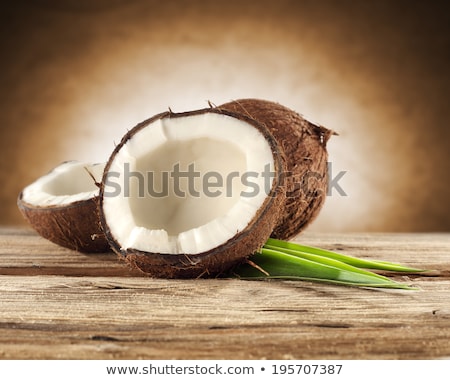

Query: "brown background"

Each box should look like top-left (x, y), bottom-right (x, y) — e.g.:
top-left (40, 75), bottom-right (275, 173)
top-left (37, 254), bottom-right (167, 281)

top-left (1, 0), bottom-right (449, 232)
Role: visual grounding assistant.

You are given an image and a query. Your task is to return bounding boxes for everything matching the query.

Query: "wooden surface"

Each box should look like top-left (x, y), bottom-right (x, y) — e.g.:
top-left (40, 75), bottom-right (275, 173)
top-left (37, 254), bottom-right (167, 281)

top-left (0, 227), bottom-right (449, 359)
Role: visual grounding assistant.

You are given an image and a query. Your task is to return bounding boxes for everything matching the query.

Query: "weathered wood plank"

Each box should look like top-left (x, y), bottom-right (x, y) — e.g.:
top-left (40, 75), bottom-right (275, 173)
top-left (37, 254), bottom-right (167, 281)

top-left (0, 227), bottom-right (141, 277)
top-left (1, 228), bottom-right (449, 275)
top-left (0, 228), bottom-right (449, 359)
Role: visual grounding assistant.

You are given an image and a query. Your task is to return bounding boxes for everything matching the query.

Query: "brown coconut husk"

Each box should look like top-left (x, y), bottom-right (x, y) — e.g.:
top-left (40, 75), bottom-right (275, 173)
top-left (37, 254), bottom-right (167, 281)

top-left (17, 194), bottom-right (110, 253)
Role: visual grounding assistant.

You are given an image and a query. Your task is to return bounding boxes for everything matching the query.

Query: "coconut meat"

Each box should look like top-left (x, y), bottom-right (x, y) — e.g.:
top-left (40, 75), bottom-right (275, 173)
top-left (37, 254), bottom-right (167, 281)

top-left (102, 112), bottom-right (275, 255)
top-left (21, 161), bottom-right (104, 206)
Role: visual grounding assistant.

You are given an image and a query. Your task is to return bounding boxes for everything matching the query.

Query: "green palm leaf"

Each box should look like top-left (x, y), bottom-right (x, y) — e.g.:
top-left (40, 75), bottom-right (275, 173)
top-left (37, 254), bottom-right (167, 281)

top-left (233, 238), bottom-right (423, 290)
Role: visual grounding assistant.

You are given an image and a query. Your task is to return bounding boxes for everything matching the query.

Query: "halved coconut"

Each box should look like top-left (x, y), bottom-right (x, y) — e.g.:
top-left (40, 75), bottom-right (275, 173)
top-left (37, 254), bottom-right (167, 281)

top-left (17, 161), bottom-right (110, 253)
top-left (219, 99), bottom-right (335, 240)
top-left (99, 108), bottom-right (286, 278)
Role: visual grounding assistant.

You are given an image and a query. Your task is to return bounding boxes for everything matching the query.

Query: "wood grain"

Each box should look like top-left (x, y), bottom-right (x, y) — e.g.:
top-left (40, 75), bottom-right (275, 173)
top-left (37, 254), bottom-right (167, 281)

top-left (0, 227), bottom-right (449, 359)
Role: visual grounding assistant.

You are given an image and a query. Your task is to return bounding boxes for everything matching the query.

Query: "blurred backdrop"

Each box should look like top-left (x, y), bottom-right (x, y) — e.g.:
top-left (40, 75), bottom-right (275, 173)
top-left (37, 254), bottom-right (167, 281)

top-left (1, 0), bottom-right (449, 232)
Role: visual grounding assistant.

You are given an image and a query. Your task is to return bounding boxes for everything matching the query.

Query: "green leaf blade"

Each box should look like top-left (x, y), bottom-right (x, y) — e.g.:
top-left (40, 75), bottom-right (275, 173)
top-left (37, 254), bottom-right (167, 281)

top-left (234, 248), bottom-right (417, 290)
top-left (265, 238), bottom-right (424, 273)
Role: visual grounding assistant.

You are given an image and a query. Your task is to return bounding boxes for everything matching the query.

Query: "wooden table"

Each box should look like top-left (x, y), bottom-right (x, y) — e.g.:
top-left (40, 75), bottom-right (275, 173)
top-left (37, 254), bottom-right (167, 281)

top-left (0, 227), bottom-right (449, 359)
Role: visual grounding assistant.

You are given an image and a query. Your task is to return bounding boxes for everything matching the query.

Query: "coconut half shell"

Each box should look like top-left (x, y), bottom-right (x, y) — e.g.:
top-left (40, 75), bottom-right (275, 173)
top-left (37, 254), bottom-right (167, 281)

top-left (219, 99), bottom-right (335, 240)
top-left (99, 108), bottom-right (286, 278)
top-left (17, 161), bottom-right (110, 253)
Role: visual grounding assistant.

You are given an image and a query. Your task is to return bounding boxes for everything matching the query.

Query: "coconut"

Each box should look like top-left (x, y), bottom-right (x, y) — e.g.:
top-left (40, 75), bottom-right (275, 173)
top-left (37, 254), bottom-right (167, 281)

top-left (218, 99), bottom-right (334, 240)
top-left (99, 108), bottom-right (286, 278)
top-left (17, 161), bottom-right (110, 253)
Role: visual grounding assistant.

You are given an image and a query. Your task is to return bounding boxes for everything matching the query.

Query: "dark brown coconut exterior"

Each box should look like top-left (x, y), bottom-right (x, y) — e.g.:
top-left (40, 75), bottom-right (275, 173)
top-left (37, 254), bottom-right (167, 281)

top-left (17, 195), bottom-right (110, 253)
top-left (219, 99), bottom-right (334, 240)
top-left (99, 108), bottom-right (287, 278)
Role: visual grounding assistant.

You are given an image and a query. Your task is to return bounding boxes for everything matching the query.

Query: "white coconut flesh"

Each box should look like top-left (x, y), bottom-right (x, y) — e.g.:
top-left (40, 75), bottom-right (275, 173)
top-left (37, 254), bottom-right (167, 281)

top-left (102, 112), bottom-right (276, 255)
top-left (21, 161), bottom-right (104, 206)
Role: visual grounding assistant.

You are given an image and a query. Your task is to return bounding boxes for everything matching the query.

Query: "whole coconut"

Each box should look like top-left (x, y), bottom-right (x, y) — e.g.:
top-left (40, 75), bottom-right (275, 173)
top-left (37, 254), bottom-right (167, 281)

top-left (219, 99), bottom-right (335, 240)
